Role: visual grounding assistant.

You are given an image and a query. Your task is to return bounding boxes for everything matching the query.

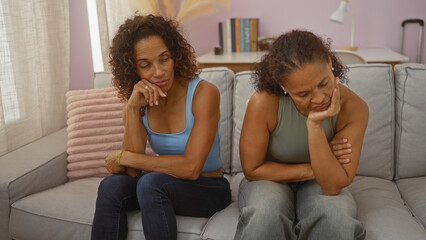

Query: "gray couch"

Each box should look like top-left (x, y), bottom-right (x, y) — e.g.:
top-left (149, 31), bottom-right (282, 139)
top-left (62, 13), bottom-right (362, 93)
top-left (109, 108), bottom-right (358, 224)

top-left (1, 64), bottom-right (426, 240)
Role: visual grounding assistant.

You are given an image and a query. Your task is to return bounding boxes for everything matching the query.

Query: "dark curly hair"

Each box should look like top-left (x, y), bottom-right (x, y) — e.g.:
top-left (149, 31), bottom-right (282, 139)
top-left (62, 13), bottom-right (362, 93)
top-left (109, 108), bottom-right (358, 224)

top-left (109, 14), bottom-right (199, 101)
top-left (253, 30), bottom-right (347, 95)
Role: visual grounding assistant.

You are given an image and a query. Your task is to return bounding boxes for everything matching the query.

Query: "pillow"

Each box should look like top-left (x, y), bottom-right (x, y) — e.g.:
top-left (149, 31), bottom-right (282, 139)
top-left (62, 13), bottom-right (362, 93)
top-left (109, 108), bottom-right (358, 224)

top-left (66, 87), bottom-right (155, 180)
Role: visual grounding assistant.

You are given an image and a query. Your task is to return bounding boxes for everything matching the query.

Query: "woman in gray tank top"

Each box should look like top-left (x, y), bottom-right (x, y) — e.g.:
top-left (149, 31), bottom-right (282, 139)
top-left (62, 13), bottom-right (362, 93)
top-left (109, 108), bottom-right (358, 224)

top-left (235, 30), bottom-right (368, 240)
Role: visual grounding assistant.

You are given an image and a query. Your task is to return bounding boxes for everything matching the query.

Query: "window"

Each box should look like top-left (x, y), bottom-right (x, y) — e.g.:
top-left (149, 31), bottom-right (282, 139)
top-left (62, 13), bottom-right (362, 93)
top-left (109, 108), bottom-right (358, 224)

top-left (0, 2), bottom-right (20, 123)
top-left (87, 0), bottom-right (104, 72)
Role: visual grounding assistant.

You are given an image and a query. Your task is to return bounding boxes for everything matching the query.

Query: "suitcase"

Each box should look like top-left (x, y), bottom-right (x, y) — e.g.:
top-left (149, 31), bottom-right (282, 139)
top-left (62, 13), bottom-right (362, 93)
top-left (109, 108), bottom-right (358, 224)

top-left (400, 19), bottom-right (424, 63)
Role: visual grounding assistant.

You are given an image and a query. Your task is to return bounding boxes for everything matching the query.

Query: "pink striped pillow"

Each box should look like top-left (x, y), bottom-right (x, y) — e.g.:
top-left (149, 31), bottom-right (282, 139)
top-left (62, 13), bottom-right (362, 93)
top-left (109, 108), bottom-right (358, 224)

top-left (66, 87), bottom-right (155, 180)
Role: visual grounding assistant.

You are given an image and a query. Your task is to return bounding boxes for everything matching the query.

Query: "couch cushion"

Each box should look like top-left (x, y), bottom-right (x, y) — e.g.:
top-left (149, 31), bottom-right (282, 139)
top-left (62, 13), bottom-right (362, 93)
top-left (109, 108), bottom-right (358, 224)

top-left (65, 88), bottom-right (156, 180)
top-left (199, 67), bottom-right (235, 174)
top-left (394, 64), bottom-right (426, 179)
top-left (0, 128), bottom-right (68, 240)
top-left (397, 177), bottom-right (426, 228)
top-left (345, 64), bottom-right (395, 180)
top-left (9, 177), bottom-right (208, 240)
top-left (66, 88), bottom-right (124, 180)
top-left (201, 202), bottom-right (239, 240)
top-left (231, 71), bottom-right (256, 173)
top-left (349, 176), bottom-right (426, 240)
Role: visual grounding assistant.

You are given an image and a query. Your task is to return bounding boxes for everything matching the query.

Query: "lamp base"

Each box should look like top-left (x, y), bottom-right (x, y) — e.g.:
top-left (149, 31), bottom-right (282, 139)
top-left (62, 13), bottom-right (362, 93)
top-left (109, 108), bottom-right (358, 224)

top-left (337, 46), bottom-right (358, 51)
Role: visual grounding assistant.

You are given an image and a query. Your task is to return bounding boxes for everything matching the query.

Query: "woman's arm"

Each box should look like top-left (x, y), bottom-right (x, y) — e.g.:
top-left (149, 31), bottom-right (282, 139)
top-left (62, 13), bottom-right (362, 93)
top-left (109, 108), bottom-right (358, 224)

top-left (119, 81), bottom-right (221, 180)
top-left (240, 92), bottom-right (315, 182)
top-left (121, 105), bottom-right (147, 176)
top-left (307, 84), bottom-right (368, 195)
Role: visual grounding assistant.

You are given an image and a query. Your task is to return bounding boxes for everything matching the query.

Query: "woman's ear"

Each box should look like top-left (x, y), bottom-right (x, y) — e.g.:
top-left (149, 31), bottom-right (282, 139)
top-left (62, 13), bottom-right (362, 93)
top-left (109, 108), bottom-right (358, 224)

top-left (280, 84), bottom-right (288, 95)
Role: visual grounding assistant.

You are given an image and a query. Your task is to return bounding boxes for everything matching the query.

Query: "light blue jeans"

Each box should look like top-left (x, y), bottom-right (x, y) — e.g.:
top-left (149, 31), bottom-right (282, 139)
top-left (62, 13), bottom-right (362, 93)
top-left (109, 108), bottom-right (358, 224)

top-left (234, 178), bottom-right (366, 240)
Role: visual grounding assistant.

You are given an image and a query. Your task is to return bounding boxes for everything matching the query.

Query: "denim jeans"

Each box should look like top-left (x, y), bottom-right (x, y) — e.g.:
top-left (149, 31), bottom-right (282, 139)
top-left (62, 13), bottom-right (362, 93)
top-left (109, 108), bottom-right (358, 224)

top-left (234, 178), bottom-right (366, 240)
top-left (91, 172), bottom-right (231, 240)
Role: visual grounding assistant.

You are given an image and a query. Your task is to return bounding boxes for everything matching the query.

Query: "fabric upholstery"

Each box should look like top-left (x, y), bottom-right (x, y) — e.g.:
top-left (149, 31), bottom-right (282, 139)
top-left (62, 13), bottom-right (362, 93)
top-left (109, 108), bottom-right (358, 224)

top-left (345, 65), bottom-right (395, 180)
top-left (66, 88), bottom-right (125, 180)
top-left (9, 177), bottom-right (207, 240)
top-left (397, 177), bottom-right (426, 228)
top-left (231, 71), bottom-right (256, 173)
top-left (66, 88), bottom-right (155, 180)
top-left (0, 128), bottom-right (68, 240)
top-left (349, 176), bottom-right (426, 240)
top-left (201, 202), bottom-right (239, 240)
top-left (199, 67), bottom-right (235, 174)
top-left (394, 64), bottom-right (426, 179)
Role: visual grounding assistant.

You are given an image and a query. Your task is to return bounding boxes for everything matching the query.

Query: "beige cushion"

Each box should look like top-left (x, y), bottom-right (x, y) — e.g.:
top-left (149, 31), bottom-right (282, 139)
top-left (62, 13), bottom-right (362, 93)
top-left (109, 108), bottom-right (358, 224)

top-left (231, 71), bottom-right (256, 173)
top-left (66, 88), bottom-right (154, 180)
top-left (345, 64), bottom-right (395, 179)
top-left (394, 64), bottom-right (426, 179)
top-left (199, 67), bottom-right (235, 174)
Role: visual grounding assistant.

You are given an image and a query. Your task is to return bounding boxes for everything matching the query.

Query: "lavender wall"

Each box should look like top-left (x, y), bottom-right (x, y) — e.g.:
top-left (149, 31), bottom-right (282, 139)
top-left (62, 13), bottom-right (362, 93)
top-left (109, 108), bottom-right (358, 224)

top-left (70, 0), bottom-right (426, 90)
top-left (182, 0), bottom-right (426, 62)
top-left (69, 0), bottom-right (94, 90)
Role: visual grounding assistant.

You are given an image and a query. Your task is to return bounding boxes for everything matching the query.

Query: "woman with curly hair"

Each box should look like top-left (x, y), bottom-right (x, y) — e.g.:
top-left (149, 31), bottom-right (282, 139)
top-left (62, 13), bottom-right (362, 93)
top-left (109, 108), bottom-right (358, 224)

top-left (234, 30), bottom-right (367, 240)
top-left (91, 15), bottom-right (231, 240)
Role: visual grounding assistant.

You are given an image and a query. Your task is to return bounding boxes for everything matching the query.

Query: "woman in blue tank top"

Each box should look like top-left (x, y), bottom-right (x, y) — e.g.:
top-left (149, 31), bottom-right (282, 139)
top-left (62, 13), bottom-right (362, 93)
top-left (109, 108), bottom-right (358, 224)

top-left (235, 30), bottom-right (368, 240)
top-left (91, 15), bottom-right (231, 240)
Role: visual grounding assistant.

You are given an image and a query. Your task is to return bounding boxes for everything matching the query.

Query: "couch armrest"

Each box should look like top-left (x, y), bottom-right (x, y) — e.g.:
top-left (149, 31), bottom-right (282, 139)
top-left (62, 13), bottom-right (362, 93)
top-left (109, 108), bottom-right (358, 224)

top-left (0, 128), bottom-right (68, 239)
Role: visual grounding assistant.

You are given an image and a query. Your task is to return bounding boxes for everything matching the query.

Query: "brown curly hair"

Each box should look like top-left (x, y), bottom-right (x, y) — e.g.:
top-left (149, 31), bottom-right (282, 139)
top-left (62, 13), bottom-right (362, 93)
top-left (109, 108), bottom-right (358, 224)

top-left (253, 30), bottom-right (347, 95)
top-left (109, 14), bottom-right (199, 101)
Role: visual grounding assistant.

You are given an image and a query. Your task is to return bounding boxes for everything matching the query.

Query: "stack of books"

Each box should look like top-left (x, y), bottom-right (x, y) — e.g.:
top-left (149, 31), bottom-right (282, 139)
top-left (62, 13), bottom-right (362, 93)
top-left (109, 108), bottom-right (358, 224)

top-left (218, 18), bottom-right (259, 53)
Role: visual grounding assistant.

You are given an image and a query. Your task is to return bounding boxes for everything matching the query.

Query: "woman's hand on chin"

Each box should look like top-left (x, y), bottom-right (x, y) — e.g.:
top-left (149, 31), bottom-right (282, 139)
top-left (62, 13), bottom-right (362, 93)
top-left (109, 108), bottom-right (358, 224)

top-left (307, 82), bottom-right (341, 126)
top-left (127, 79), bottom-right (167, 108)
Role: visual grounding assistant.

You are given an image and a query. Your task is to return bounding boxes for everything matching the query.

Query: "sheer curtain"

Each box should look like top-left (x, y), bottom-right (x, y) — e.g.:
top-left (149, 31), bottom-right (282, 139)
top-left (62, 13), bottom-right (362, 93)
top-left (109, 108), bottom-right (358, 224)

top-left (0, 0), bottom-right (69, 156)
top-left (96, 0), bottom-right (134, 71)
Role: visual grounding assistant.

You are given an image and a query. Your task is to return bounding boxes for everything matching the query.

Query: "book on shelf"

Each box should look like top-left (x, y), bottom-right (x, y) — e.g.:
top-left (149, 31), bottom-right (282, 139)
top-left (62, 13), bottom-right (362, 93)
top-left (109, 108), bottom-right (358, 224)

top-left (218, 18), bottom-right (259, 53)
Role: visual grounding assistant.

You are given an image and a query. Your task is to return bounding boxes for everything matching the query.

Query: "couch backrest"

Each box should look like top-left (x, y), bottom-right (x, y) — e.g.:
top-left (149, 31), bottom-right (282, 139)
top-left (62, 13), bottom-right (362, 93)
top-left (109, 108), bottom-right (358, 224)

top-left (230, 65), bottom-right (396, 180)
top-left (394, 64), bottom-right (426, 179)
top-left (231, 71), bottom-right (256, 173)
top-left (199, 68), bottom-right (235, 174)
top-left (93, 68), bottom-right (235, 174)
top-left (345, 64), bottom-right (395, 180)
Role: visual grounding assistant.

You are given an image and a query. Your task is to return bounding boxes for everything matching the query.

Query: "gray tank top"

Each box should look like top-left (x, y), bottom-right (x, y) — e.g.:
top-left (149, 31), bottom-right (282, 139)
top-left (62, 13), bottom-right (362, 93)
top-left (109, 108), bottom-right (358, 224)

top-left (266, 96), bottom-right (337, 164)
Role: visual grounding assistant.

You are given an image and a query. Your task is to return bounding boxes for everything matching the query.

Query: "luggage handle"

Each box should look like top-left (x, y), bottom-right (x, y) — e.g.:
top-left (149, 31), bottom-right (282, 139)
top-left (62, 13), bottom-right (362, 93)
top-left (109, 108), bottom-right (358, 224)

top-left (401, 19), bottom-right (424, 27)
top-left (400, 18), bottom-right (424, 63)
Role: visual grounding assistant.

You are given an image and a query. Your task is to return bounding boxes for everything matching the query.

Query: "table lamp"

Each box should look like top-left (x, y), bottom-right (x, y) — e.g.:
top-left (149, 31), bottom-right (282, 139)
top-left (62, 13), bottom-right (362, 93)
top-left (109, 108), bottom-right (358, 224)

top-left (330, 0), bottom-right (357, 51)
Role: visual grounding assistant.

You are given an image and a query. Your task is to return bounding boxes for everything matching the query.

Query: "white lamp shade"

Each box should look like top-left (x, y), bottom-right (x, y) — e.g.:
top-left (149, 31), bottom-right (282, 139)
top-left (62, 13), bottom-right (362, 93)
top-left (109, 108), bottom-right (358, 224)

top-left (330, 1), bottom-right (348, 24)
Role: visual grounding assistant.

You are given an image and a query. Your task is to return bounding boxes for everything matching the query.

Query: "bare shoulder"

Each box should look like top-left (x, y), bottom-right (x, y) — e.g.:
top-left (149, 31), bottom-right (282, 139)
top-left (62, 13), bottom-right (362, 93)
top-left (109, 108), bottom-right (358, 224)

top-left (194, 80), bottom-right (219, 97)
top-left (192, 80), bottom-right (220, 115)
top-left (246, 91), bottom-right (281, 131)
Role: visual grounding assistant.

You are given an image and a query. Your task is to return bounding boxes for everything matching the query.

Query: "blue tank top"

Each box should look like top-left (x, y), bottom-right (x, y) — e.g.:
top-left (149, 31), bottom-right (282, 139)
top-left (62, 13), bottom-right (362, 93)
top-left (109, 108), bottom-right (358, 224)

top-left (142, 77), bottom-right (222, 172)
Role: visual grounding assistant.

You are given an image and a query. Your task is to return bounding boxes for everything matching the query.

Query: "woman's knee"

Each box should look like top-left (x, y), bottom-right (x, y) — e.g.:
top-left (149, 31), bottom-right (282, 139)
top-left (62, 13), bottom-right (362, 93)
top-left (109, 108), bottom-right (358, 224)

top-left (136, 172), bottom-right (175, 205)
top-left (239, 179), bottom-right (295, 221)
top-left (96, 174), bottom-right (137, 208)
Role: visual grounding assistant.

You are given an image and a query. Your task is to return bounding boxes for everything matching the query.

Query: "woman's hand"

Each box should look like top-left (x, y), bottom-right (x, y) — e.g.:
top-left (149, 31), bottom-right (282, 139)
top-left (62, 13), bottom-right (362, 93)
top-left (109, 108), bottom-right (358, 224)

top-left (127, 79), bottom-right (167, 108)
top-left (308, 79), bottom-right (341, 125)
top-left (105, 150), bottom-right (126, 174)
top-left (125, 167), bottom-right (141, 178)
top-left (330, 138), bottom-right (352, 164)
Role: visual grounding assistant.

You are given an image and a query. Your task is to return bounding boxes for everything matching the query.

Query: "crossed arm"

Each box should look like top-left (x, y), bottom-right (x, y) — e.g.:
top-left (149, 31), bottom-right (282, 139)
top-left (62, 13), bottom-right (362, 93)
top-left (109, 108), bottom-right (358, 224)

top-left (240, 86), bottom-right (368, 195)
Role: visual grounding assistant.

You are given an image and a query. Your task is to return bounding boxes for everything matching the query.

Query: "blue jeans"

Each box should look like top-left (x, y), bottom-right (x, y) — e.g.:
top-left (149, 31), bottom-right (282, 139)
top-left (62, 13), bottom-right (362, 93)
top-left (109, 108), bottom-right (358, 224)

top-left (91, 172), bottom-right (231, 240)
top-left (234, 178), bottom-right (366, 240)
